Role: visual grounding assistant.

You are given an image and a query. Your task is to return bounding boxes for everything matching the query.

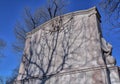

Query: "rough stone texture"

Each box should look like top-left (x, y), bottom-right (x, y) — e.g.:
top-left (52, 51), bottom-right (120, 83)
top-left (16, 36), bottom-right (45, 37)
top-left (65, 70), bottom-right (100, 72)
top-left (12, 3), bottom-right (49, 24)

top-left (14, 7), bottom-right (120, 84)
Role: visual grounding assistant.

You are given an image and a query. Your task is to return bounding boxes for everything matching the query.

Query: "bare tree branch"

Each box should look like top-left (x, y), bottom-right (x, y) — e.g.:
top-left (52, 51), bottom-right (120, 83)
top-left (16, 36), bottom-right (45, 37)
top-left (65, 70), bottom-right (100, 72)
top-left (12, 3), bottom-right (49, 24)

top-left (99, 0), bottom-right (120, 27)
top-left (13, 0), bottom-right (68, 54)
top-left (0, 38), bottom-right (6, 57)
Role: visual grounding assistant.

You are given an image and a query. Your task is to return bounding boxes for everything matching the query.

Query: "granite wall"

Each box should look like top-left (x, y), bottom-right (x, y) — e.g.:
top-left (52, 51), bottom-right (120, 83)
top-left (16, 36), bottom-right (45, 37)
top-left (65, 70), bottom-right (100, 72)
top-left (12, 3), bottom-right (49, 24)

top-left (14, 7), bottom-right (120, 84)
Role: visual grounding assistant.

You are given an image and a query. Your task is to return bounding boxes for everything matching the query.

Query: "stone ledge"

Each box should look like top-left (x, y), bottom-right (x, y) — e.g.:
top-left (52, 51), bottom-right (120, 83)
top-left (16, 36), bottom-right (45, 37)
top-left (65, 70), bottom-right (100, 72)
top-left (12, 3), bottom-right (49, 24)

top-left (15, 65), bottom-right (119, 82)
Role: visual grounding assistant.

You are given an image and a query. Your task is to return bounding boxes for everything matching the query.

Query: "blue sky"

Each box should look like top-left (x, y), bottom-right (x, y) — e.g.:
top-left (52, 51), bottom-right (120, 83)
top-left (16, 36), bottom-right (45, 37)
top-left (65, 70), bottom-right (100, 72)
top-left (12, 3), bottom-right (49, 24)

top-left (0, 0), bottom-right (120, 82)
top-left (0, 0), bottom-right (46, 81)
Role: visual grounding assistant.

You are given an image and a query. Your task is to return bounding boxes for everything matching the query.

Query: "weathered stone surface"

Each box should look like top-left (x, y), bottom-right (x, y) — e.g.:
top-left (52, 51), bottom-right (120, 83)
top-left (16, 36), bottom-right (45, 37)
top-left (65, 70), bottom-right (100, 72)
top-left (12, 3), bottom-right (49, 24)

top-left (14, 7), bottom-right (120, 84)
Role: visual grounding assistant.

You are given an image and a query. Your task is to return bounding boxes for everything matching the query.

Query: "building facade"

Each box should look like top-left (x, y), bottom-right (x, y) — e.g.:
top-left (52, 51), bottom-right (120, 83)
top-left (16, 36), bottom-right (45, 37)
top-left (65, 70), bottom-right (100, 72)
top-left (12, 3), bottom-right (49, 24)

top-left (15, 7), bottom-right (120, 84)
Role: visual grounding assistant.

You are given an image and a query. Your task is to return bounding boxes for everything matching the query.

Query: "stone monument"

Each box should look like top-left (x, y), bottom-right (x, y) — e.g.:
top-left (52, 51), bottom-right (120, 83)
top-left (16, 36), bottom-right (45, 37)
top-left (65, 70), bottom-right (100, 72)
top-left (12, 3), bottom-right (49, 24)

top-left (14, 7), bottom-right (120, 84)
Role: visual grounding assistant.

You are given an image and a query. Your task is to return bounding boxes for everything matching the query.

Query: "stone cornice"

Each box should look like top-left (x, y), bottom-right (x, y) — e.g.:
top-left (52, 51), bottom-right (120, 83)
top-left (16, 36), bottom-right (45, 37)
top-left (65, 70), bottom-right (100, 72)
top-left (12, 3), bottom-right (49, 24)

top-left (26, 6), bottom-right (100, 37)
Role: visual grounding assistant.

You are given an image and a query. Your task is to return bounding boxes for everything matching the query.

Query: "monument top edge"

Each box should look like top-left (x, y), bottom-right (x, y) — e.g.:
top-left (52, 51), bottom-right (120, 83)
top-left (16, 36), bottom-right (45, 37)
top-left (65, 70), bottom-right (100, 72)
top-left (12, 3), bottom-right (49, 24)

top-left (27, 6), bottom-right (100, 36)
